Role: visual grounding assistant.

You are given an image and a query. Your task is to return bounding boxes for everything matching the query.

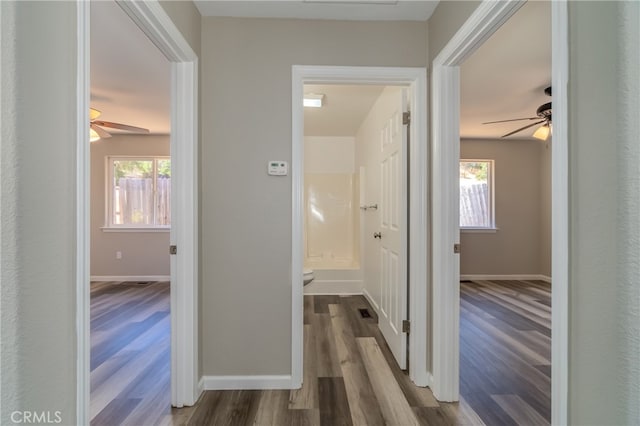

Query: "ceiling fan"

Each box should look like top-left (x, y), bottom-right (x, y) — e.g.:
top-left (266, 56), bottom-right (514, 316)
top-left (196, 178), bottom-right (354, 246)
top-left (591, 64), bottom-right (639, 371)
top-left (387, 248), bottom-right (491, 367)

top-left (482, 86), bottom-right (552, 140)
top-left (90, 108), bottom-right (150, 142)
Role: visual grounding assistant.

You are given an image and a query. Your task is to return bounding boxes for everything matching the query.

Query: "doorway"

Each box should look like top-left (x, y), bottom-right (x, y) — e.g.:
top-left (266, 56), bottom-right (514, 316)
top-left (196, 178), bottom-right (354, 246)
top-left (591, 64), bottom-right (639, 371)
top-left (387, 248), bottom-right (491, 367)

top-left (302, 84), bottom-right (409, 369)
top-left (430, 0), bottom-right (569, 423)
top-left (292, 66), bottom-right (428, 388)
top-left (76, 1), bottom-right (199, 423)
top-left (455, 1), bottom-right (552, 422)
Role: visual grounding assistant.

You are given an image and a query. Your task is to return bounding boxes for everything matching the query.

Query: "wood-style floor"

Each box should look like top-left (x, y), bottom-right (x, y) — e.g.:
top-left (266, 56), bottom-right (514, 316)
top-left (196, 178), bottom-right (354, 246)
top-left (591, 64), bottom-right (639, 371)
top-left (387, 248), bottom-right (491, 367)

top-left (90, 281), bottom-right (182, 426)
top-left (91, 280), bottom-right (551, 425)
top-left (460, 279), bottom-right (551, 425)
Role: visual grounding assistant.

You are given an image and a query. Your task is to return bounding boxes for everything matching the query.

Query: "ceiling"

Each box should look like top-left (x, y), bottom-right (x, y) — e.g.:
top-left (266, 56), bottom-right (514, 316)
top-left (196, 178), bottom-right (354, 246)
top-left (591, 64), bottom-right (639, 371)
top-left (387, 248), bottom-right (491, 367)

top-left (193, 0), bottom-right (439, 21)
top-left (304, 85), bottom-right (386, 136)
top-left (460, 1), bottom-right (551, 139)
top-left (91, 1), bottom-right (549, 141)
top-left (91, 1), bottom-right (170, 135)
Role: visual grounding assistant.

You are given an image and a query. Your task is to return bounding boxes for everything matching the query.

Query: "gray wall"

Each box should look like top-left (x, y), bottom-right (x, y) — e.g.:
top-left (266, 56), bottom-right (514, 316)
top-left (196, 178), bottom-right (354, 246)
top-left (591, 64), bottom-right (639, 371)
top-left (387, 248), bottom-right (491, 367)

top-left (428, 0), bottom-right (481, 63)
top-left (1, 1), bottom-right (77, 423)
top-left (0, 1), bottom-right (200, 423)
top-left (429, 1), bottom-right (639, 422)
top-left (159, 0), bottom-right (201, 57)
top-left (90, 135), bottom-right (170, 278)
top-left (200, 17), bottom-right (427, 376)
top-left (568, 1), bottom-right (639, 424)
top-left (460, 139), bottom-right (549, 276)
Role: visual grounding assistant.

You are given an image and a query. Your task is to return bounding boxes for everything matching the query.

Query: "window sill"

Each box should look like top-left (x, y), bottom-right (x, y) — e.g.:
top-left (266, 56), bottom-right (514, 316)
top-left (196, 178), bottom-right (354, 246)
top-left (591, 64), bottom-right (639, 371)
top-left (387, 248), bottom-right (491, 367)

top-left (101, 227), bottom-right (170, 233)
top-left (461, 227), bottom-right (498, 234)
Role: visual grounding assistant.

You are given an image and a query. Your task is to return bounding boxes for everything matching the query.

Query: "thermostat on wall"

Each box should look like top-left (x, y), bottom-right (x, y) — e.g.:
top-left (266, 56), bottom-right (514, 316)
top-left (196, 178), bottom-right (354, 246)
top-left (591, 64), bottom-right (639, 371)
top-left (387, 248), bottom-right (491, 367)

top-left (268, 161), bottom-right (288, 176)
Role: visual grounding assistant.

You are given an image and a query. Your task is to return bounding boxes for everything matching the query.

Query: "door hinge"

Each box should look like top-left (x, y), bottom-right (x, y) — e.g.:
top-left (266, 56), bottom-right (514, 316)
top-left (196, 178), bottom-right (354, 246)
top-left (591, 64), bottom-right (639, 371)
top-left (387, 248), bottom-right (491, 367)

top-left (402, 112), bottom-right (411, 125)
top-left (402, 320), bottom-right (410, 334)
top-left (169, 245), bottom-right (177, 255)
top-left (454, 243), bottom-right (461, 254)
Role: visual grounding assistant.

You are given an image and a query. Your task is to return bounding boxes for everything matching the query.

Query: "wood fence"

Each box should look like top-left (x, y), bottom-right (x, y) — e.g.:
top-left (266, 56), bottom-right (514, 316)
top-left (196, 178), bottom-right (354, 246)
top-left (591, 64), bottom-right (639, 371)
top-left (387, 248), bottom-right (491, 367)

top-left (114, 178), bottom-right (171, 225)
top-left (460, 182), bottom-right (489, 227)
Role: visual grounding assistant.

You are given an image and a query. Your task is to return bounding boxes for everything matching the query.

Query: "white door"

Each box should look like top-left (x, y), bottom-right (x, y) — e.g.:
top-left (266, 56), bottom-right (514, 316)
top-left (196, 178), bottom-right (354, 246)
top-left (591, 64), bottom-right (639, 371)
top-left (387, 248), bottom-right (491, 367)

top-left (378, 88), bottom-right (409, 369)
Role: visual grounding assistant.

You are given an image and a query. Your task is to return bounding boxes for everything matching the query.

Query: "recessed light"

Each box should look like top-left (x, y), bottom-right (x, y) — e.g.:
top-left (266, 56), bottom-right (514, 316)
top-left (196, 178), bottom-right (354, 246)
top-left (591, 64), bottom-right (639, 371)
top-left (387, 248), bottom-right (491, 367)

top-left (304, 93), bottom-right (325, 108)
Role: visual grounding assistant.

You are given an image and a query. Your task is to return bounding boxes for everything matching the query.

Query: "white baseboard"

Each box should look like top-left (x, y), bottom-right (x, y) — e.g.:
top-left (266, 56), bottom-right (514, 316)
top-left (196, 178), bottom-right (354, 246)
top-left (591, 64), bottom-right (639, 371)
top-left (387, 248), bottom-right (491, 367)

top-left (461, 274), bottom-right (552, 283)
top-left (201, 375), bottom-right (295, 390)
top-left (362, 287), bottom-right (379, 312)
top-left (303, 280), bottom-right (363, 295)
top-left (90, 275), bottom-right (170, 282)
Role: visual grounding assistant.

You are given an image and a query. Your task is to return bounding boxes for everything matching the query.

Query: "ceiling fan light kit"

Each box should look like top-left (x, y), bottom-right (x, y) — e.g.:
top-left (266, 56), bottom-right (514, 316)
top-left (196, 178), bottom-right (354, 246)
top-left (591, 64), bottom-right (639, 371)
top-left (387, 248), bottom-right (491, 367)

top-left (482, 86), bottom-right (552, 140)
top-left (88, 107), bottom-right (150, 142)
top-left (532, 123), bottom-right (551, 141)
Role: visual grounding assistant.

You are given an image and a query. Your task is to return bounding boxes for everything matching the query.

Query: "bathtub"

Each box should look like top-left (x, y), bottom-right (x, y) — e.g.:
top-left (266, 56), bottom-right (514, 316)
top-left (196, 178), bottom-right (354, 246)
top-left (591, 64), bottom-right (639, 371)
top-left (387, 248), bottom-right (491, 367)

top-left (303, 173), bottom-right (363, 295)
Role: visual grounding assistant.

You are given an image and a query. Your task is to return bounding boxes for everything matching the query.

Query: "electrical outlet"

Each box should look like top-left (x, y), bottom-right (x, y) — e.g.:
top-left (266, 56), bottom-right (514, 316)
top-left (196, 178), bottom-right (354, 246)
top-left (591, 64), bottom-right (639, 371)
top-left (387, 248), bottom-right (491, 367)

top-left (116, 251), bottom-right (122, 260)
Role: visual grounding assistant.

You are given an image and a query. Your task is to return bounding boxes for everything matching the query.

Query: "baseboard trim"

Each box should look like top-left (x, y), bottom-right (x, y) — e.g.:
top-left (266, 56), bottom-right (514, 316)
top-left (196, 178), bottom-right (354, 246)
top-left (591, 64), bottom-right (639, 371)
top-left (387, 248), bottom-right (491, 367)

top-left (303, 280), bottom-right (363, 295)
top-left (461, 274), bottom-right (552, 283)
top-left (362, 288), bottom-right (379, 312)
top-left (201, 375), bottom-right (294, 390)
top-left (90, 275), bottom-right (170, 282)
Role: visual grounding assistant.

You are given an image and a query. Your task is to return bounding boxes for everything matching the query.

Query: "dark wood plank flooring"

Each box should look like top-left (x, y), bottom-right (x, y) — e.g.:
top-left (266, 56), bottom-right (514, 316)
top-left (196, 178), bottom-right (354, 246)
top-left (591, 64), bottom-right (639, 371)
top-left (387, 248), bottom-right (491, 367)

top-left (186, 295), bottom-right (482, 426)
top-left (91, 280), bottom-right (551, 425)
top-left (460, 279), bottom-right (551, 425)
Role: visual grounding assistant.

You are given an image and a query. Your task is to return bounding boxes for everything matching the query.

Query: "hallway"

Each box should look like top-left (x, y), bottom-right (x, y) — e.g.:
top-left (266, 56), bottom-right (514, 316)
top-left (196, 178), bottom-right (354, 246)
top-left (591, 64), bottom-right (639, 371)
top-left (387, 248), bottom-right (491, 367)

top-left (186, 295), bottom-right (482, 425)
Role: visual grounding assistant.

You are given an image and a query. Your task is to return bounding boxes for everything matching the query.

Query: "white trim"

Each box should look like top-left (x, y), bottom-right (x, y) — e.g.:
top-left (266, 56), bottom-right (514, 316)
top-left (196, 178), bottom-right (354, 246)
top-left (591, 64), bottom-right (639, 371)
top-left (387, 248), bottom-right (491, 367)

top-left (460, 274), bottom-right (552, 283)
top-left (75, 1), bottom-right (91, 423)
top-left (201, 375), bottom-right (294, 391)
top-left (292, 65), bottom-right (429, 388)
top-left (431, 0), bottom-right (526, 402)
top-left (90, 275), bottom-right (171, 282)
top-left (116, 1), bottom-right (199, 408)
top-left (362, 288), bottom-right (380, 312)
top-left (77, 2), bottom-right (200, 423)
top-left (303, 280), bottom-right (363, 295)
top-left (432, 1), bottom-right (568, 418)
top-left (101, 227), bottom-right (170, 233)
top-left (551, 1), bottom-right (569, 424)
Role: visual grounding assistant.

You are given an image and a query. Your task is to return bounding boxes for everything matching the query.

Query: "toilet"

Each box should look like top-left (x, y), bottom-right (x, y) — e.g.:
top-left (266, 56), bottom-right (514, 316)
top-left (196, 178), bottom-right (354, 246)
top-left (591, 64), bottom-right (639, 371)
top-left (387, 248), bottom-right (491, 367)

top-left (303, 268), bottom-right (315, 286)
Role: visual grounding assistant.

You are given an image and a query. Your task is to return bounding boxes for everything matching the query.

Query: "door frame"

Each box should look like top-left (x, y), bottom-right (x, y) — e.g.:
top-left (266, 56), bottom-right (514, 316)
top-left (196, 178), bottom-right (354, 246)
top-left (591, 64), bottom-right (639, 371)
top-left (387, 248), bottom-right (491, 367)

top-left (430, 0), bottom-right (569, 423)
top-left (291, 66), bottom-right (429, 387)
top-left (75, 1), bottom-right (200, 423)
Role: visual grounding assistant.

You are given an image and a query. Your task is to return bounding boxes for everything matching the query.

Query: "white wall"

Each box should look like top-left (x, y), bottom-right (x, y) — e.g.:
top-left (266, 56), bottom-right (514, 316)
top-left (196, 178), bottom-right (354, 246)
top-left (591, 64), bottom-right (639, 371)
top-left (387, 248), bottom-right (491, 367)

top-left (304, 136), bottom-right (355, 174)
top-left (200, 17), bottom-right (427, 376)
top-left (459, 138), bottom-right (549, 277)
top-left (90, 135), bottom-right (170, 279)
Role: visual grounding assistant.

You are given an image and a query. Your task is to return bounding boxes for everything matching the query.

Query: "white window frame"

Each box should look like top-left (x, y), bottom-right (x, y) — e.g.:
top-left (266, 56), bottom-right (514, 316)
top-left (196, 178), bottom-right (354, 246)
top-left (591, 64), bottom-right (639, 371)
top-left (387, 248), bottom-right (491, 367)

top-left (105, 155), bottom-right (171, 230)
top-left (459, 158), bottom-right (496, 232)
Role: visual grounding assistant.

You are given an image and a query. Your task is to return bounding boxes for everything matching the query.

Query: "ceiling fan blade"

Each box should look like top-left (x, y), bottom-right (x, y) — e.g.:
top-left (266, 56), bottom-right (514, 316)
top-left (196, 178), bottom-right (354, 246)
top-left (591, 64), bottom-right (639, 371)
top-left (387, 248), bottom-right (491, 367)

top-left (502, 120), bottom-right (546, 138)
top-left (482, 117), bottom-right (540, 125)
top-left (92, 120), bottom-right (150, 134)
top-left (89, 108), bottom-right (102, 121)
top-left (91, 123), bottom-right (112, 139)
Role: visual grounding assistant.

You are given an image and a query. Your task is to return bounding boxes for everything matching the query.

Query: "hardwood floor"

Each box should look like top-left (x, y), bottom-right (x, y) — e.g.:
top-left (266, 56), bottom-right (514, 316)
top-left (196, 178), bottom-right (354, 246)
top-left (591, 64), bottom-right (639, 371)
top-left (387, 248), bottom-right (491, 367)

top-left (186, 295), bottom-right (481, 426)
top-left (91, 280), bottom-right (551, 425)
top-left (90, 281), bottom-right (178, 426)
top-left (460, 279), bottom-right (551, 425)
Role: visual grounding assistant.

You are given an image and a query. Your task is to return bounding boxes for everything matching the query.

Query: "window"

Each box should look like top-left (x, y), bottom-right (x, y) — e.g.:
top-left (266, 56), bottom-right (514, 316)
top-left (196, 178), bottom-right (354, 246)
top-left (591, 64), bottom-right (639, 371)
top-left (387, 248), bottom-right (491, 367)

top-left (459, 159), bottom-right (495, 229)
top-left (107, 157), bottom-right (171, 229)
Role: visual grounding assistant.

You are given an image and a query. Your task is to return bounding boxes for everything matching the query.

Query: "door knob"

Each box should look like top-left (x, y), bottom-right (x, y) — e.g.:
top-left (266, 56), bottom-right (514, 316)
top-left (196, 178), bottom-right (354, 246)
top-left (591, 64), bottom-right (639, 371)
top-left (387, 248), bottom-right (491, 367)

top-left (373, 232), bottom-right (382, 239)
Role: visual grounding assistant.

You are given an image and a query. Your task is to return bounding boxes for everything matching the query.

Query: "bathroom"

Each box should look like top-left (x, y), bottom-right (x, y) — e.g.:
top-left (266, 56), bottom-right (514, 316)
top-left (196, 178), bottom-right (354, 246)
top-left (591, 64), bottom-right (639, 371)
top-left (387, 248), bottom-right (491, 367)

top-left (303, 84), bottom-right (407, 301)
